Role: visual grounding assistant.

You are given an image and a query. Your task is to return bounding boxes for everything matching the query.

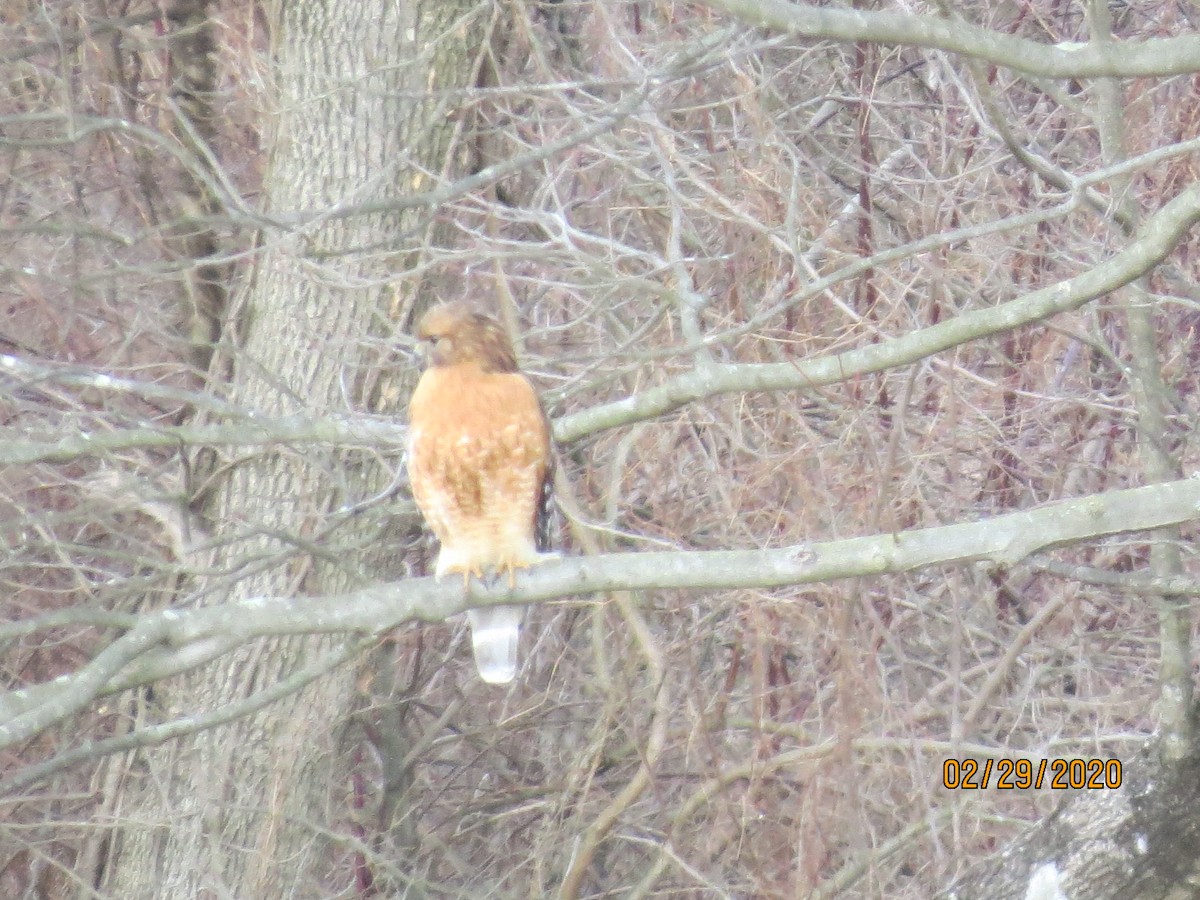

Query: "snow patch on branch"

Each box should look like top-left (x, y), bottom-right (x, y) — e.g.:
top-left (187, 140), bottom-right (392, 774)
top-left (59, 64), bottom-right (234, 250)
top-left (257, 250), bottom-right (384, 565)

top-left (1024, 862), bottom-right (1068, 900)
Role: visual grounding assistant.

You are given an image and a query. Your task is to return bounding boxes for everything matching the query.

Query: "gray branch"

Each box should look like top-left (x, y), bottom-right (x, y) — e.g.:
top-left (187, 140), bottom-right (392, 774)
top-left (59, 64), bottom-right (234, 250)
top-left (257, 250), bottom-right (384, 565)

top-left (4, 183), bottom-right (1198, 461)
top-left (556, 181), bottom-right (1200, 442)
top-left (0, 408), bottom-right (406, 465)
top-left (699, 0), bottom-right (1200, 78)
top-left (3, 477), bottom-right (1200, 752)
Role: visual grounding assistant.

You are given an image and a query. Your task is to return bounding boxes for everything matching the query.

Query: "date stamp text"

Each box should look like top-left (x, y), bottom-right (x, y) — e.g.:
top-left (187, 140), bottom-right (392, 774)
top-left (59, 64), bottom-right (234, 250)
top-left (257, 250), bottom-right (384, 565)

top-left (942, 757), bottom-right (1122, 790)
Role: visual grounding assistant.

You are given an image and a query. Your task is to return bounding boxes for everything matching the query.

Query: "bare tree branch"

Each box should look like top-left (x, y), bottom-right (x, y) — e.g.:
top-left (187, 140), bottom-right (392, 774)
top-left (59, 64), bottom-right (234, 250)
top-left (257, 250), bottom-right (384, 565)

top-left (0, 410), bottom-right (407, 465)
top-left (557, 181), bottom-right (1200, 442)
top-left (698, 0), bottom-right (1200, 77)
top-left (0, 637), bottom-right (371, 795)
top-left (7, 180), bottom-right (1199, 466)
top-left (4, 476), bottom-right (1200, 753)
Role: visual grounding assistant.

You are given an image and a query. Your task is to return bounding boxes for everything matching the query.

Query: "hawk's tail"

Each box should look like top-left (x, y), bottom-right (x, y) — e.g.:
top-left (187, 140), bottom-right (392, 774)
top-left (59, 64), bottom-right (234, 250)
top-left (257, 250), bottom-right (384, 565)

top-left (466, 605), bottom-right (523, 684)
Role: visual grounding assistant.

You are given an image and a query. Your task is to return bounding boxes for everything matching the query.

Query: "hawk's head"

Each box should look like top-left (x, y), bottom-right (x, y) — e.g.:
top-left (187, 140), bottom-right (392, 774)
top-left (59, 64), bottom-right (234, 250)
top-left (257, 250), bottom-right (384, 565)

top-left (415, 303), bottom-right (519, 374)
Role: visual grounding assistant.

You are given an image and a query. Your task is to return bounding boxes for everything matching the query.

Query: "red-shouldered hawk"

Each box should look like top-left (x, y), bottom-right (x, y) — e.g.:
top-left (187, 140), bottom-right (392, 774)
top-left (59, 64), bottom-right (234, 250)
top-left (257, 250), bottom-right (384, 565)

top-left (407, 302), bottom-right (553, 684)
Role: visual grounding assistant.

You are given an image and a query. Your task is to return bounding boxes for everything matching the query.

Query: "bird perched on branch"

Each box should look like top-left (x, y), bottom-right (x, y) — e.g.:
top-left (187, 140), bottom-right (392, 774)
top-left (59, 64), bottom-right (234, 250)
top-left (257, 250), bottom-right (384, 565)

top-left (406, 302), bottom-right (553, 684)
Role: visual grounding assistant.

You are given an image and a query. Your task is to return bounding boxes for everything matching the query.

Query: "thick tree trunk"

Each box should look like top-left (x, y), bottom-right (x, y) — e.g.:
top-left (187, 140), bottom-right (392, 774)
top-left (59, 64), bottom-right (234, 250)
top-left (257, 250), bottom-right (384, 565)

top-left (104, 1), bottom-right (480, 896)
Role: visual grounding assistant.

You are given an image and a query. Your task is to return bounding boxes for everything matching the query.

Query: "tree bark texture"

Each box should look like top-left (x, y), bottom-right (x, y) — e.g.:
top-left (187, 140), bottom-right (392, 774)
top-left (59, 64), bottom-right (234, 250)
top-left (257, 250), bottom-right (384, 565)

top-left (104, 0), bottom-right (481, 896)
top-left (945, 740), bottom-right (1200, 899)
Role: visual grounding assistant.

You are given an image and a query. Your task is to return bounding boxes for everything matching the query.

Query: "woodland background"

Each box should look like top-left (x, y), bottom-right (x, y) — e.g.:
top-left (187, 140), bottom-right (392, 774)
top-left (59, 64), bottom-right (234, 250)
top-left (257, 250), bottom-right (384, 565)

top-left (3, 0), bottom-right (1200, 897)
